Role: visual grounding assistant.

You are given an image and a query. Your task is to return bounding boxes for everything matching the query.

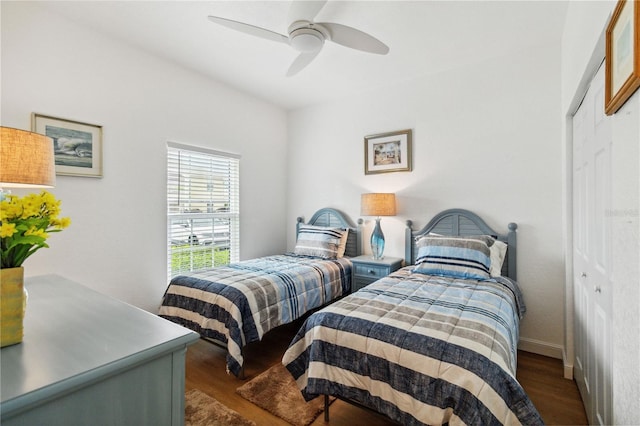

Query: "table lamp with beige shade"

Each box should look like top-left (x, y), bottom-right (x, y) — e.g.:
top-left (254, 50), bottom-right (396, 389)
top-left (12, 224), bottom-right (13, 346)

top-left (361, 193), bottom-right (396, 260)
top-left (0, 126), bottom-right (57, 347)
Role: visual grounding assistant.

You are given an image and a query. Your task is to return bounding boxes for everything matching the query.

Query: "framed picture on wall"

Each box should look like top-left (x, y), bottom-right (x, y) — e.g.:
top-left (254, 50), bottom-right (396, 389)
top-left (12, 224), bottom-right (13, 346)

top-left (32, 113), bottom-right (103, 178)
top-left (605, 0), bottom-right (640, 115)
top-left (364, 129), bottom-right (412, 175)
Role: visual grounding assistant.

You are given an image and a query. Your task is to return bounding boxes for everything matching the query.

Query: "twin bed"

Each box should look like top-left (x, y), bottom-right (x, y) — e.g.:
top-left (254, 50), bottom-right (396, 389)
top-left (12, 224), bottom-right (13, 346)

top-left (159, 208), bottom-right (361, 376)
top-left (159, 207), bottom-right (542, 425)
top-left (283, 209), bottom-right (542, 425)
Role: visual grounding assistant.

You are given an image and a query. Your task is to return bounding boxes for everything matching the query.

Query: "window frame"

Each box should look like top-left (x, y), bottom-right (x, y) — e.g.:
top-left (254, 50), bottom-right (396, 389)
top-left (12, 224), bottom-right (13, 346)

top-left (166, 142), bottom-right (240, 280)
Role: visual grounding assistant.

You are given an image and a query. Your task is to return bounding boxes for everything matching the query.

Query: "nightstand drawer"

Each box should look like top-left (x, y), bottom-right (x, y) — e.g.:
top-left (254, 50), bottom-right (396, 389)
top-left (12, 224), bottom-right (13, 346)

top-left (350, 255), bottom-right (404, 293)
top-left (352, 277), bottom-right (378, 292)
top-left (354, 264), bottom-right (388, 279)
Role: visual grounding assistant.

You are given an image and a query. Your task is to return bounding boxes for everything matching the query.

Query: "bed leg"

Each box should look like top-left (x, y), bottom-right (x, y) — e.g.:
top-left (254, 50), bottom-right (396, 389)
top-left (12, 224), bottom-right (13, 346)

top-left (324, 394), bottom-right (330, 422)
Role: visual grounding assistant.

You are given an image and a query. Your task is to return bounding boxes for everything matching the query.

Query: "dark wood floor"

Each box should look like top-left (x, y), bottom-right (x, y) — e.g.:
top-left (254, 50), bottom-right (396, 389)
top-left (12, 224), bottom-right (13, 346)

top-left (515, 351), bottom-right (588, 426)
top-left (185, 318), bottom-right (588, 425)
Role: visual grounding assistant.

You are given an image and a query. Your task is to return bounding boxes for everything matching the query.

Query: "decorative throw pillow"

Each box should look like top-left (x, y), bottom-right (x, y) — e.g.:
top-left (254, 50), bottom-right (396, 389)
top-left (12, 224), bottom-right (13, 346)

top-left (419, 233), bottom-right (508, 277)
top-left (294, 225), bottom-right (345, 259)
top-left (413, 235), bottom-right (491, 280)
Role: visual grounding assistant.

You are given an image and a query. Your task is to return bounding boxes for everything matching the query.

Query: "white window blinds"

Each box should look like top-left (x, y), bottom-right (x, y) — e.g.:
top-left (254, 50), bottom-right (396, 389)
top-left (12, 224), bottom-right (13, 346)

top-left (167, 142), bottom-right (240, 279)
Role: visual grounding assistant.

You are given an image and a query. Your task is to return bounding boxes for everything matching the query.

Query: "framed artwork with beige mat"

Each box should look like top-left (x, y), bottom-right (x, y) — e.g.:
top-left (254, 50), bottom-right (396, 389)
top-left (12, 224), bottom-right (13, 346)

top-left (236, 363), bottom-right (334, 426)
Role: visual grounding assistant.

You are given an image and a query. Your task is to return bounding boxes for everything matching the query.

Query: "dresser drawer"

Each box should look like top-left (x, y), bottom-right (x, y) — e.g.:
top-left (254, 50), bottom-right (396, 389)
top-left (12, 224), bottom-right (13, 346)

top-left (354, 264), bottom-right (389, 279)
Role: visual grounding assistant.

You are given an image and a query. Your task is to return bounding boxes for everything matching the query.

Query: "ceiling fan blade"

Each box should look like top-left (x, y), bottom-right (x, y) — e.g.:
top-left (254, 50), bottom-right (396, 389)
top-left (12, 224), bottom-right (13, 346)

top-left (286, 50), bottom-right (321, 77)
top-left (320, 22), bottom-right (389, 55)
top-left (288, 0), bottom-right (327, 23)
top-left (208, 16), bottom-right (289, 45)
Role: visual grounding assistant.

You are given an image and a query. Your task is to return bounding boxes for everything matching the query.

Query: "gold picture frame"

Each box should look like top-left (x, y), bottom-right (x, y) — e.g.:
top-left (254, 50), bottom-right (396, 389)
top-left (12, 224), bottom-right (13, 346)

top-left (364, 129), bottom-right (412, 175)
top-left (32, 113), bottom-right (103, 178)
top-left (605, 0), bottom-right (640, 115)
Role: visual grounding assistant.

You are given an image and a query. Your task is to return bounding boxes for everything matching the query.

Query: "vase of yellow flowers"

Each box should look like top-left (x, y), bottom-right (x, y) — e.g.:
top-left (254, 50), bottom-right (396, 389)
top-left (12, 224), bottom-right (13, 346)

top-left (0, 190), bottom-right (70, 347)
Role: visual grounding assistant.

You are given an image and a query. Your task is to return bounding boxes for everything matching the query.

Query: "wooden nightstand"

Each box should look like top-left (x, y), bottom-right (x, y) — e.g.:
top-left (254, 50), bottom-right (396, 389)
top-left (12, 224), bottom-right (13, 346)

top-left (350, 255), bottom-right (404, 292)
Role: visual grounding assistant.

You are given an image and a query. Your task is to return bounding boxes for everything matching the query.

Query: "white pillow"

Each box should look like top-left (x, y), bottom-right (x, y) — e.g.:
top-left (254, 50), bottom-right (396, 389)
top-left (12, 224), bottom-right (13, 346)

top-left (337, 228), bottom-right (349, 258)
top-left (489, 239), bottom-right (508, 277)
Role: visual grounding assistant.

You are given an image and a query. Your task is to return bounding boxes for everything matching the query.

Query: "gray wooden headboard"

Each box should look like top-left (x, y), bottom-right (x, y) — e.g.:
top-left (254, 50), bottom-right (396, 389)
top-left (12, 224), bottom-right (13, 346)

top-left (296, 208), bottom-right (363, 257)
top-left (404, 208), bottom-right (518, 280)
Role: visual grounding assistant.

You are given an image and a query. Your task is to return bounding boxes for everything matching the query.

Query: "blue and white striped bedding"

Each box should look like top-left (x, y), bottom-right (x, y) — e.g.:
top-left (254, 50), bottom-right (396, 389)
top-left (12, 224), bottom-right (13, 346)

top-left (282, 267), bottom-right (542, 425)
top-left (159, 254), bottom-right (351, 376)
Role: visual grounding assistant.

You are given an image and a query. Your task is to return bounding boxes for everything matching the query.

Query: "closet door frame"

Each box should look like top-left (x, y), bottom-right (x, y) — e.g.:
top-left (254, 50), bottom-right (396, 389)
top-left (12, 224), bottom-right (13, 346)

top-left (571, 60), bottom-right (613, 426)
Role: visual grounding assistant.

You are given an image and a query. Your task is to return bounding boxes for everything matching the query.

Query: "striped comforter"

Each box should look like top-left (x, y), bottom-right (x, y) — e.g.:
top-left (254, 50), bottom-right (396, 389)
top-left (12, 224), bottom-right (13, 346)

top-left (159, 254), bottom-right (351, 376)
top-left (283, 267), bottom-right (543, 425)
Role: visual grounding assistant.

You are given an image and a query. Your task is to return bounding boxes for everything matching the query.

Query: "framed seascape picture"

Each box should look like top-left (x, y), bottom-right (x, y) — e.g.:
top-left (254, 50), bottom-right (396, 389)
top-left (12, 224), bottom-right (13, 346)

top-left (364, 129), bottom-right (412, 175)
top-left (605, 0), bottom-right (640, 115)
top-left (32, 113), bottom-right (103, 178)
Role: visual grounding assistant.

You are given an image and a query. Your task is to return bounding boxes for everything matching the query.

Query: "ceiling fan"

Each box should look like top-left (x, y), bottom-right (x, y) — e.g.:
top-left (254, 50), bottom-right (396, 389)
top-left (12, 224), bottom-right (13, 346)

top-left (208, 0), bottom-right (389, 77)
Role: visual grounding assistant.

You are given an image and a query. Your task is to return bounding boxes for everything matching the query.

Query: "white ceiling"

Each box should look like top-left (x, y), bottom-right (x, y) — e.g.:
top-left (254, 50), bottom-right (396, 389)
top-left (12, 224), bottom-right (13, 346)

top-left (35, 0), bottom-right (569, 111)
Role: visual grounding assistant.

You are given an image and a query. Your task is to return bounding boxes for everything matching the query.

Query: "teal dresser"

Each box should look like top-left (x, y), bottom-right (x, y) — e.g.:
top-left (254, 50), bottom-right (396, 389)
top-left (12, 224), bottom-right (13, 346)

top-left (0, 275), bottom-right (199, 426)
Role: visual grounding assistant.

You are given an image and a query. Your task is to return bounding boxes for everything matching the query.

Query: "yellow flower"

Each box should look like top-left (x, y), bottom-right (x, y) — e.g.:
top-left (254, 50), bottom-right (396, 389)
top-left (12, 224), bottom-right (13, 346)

top-left (51, 217), bottom-right (71, 229)
top-left (21, 195), bottom-right (40, 218)
top-left (0, 197), bottom-right (22, 221)
top-left (1, 190), bottom-right (70, 268)
top-left (25, 227), bottom-right (48, 239)
top-left (59, 217), bottom-right (71, 228)
top-left (42, 192), bottom-right (61, 216)
top-left (0, 222), bottom-right (17, 238)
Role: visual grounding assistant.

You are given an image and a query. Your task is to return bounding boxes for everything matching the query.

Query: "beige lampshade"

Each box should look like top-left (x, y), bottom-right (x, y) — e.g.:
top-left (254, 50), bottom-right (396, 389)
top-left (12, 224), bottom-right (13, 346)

top-left (0, 127), bottom-right (56, 188)
top-left (361, 193), bottom-right (396, 216)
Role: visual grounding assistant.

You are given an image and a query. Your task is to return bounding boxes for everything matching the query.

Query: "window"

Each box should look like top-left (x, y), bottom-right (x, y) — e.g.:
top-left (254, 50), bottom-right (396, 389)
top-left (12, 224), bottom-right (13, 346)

top-left (167, 142), bottom-right (239, 279)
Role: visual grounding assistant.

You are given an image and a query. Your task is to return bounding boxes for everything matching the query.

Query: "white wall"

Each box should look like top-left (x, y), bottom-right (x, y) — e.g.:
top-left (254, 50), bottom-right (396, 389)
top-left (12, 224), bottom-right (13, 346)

top-left (1, 2), bottom-right (288, 312)
top-left (287, 42), bottom-right (565, 357)
top-left (561, 1), bottom-right (640, 423)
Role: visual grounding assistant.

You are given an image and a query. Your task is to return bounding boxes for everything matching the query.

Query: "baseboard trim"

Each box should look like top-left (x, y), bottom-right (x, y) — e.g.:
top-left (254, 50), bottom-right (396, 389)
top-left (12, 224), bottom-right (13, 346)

top-left (562, 346), bottom-right (575, 379)
top-left (518, 338), bottom-right (564, 360)
top-left (563, 363), bottom-right (574, 379)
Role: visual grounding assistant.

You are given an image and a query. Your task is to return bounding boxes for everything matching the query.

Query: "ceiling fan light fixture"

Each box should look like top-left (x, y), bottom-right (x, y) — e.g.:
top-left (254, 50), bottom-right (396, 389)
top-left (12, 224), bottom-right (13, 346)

top-left (208, 3), bottom-right (389, 76)
top-left (290, 28), bottom-right (324, 52)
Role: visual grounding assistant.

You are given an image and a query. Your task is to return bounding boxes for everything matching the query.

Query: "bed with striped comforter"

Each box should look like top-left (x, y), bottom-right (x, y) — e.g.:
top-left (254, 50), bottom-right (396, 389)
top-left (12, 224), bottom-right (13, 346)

top-left (282, 267), bottom-right (543, 425)
top-left (159, 254), bottom-right (352, 376)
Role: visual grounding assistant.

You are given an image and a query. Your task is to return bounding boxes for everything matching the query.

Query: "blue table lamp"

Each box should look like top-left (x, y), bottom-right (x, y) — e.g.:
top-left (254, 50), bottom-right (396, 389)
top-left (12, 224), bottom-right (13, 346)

top-left (361, 193), bottom-right (396, 260)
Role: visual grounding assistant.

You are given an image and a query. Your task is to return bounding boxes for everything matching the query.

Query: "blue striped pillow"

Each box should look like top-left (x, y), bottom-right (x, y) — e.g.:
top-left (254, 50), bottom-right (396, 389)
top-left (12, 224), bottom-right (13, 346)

top-left (413, 236), bottom-right (491, 280)
top-left (294, 225), bottom-right (345, 259)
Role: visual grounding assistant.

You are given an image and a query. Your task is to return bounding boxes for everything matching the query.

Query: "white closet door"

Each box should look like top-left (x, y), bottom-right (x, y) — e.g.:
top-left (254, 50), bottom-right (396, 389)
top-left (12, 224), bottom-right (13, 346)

top-left (572, 62), bottom-right (612, 426)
